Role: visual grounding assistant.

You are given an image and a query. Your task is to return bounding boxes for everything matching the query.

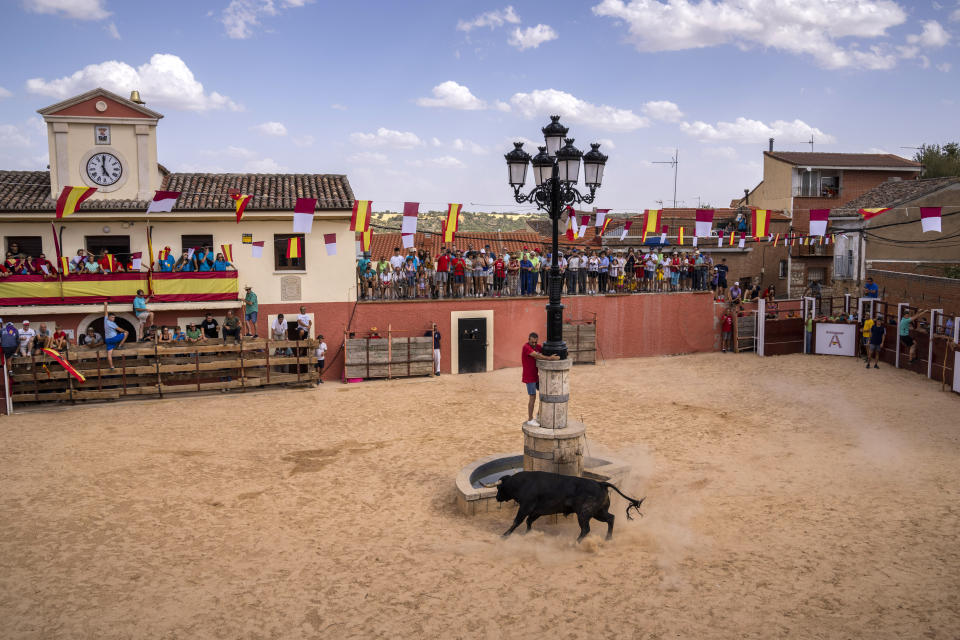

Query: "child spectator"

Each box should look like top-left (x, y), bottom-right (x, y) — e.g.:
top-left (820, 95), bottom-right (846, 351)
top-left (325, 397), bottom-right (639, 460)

top-left (315, 334), bottom-right (327, 385)
top-left (721, 310), bottom-right (733, 353)
top-left (49, 328), bottom-right (68, 351)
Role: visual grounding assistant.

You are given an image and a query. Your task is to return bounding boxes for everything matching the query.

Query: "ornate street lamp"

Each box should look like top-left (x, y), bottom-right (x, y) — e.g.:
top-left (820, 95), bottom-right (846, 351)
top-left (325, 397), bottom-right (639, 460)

top-left (503, 116), bottom-right (608, 359)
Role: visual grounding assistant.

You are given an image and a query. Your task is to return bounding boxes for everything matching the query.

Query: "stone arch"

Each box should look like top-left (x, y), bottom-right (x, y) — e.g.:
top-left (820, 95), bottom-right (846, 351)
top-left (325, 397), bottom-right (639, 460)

top-left (77, 311), bottom-right (139, 341)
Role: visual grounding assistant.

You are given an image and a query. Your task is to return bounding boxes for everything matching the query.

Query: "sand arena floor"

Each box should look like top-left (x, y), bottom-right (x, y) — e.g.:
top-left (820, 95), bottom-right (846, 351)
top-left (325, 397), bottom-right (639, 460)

top-left (1, 353), bottom-right (959, 639)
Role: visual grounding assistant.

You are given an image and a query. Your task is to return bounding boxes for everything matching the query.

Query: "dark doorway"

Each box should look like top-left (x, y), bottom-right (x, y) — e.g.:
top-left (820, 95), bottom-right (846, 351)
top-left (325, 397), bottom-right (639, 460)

top-left (88, 316), bottom-right (137, 340)
top-left (458, 318), bottom-right (487, 374)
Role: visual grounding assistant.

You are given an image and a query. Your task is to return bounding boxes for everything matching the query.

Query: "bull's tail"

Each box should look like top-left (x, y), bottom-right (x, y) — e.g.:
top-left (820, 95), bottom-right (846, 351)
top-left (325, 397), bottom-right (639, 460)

top-left (600, 482), bottom-right (645, 520)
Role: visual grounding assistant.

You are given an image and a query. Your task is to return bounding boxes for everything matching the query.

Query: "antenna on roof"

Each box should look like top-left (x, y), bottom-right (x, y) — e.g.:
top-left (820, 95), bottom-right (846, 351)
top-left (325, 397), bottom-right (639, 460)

top-left (807, 135), bottom-right (815, 152)
top-left (651, 147), bottom-right (679, 208)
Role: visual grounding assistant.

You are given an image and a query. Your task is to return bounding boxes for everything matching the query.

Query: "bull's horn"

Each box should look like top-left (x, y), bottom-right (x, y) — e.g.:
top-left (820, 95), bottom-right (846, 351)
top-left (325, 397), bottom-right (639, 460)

top-left (479, 479), bottom-right (502, 488)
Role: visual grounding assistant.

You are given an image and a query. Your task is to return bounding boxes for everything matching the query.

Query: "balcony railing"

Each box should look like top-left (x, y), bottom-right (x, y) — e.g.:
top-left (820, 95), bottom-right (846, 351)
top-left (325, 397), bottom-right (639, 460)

top-left (793, 186), bottom-right (841, 198)
top-left (0, 271), bottom-right (238, 306)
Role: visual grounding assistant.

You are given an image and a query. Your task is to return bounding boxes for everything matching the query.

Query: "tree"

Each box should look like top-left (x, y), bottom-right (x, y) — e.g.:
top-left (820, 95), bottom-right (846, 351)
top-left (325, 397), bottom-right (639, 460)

top-left (914, 143), bottom-right (960, 178)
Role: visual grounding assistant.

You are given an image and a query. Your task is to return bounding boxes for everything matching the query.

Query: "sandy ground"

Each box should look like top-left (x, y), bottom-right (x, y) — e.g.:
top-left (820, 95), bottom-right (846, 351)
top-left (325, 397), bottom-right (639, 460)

top-left (1, 353), bottom-right (959, 639)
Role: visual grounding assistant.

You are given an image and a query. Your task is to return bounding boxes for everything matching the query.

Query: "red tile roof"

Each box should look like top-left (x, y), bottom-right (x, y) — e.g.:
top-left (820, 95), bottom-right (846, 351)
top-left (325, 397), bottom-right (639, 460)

top-left (764, 151), bottom-right (922, 169)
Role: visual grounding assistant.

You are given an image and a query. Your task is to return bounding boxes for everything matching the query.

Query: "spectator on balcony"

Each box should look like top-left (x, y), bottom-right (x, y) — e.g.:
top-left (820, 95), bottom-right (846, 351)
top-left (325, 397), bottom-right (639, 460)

top-left (31, 254), bottom-right (56, 278)
top-left (195, 247), bottom-right (214, 272)
top-left (157, 247), bottom-right (175, 272)
top-left (222, 310), bottom-right (242, 344)
top-left (78, 254), bottom-right (98, 274)
top-left (0, 260), bottom-right (12, 278)
top-left (213, 253), bottom-right (234, 271)
top-left (863, 277), bottom-right (879, 299)
top-left (79, 326), bottom-right (103, 347)
top-left (173, 250), bottom-right (194, 272)
top-left (68, 249), bottom-right (86, 273)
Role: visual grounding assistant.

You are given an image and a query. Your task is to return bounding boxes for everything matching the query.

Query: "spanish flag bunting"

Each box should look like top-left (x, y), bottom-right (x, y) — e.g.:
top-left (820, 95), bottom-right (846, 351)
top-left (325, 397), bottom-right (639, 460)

top-left (221, 244), bottom-right (233, 263)
top-left (643, 209), bottom-right (661, 235)
top-left (803, 236), bottom-right (810, 245)
top-left (231, 193), bottom-right (252, 223)
top-left (286, 236), bottom-right (302, 260)
top-left (831, 233), bottom-right (837, 244)
top-left (859, 207), bottom-right (891, 221)
top-left (729, 230), bottom-right (735, 245)
top-left (751, 208), bottom-right (770, 239)
top-left (565, 209), bottom-right (578, 241)
top-left (360, 229), bottom-right (372, 253)
top-left (59, 256), bottom-right (70, 274)
top-left (642, 229), bottom-right (649, 244)
top-left (41, 348), bottom-right (86, 383)
top-left (105, 253), bottom-right (117, 272)
top-left (351, 199), bottom-right (372, 232)
top-left (444, 203), bottom-right (462, 243)
top-left (55, 186), bottom-right (96, 218)
top-left (773, 233), bottom-right (780, 246)
top-left (599, 217), bottom-right (611, 237)
top-left (678, 226), bottom-right (684, 245)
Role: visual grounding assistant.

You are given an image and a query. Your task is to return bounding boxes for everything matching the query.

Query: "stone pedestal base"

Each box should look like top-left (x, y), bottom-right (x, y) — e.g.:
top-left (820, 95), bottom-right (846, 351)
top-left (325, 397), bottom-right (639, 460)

top-left (536, 358), bottom-right (572, 429)
top-left (522, 420), bottom-right (586, 476)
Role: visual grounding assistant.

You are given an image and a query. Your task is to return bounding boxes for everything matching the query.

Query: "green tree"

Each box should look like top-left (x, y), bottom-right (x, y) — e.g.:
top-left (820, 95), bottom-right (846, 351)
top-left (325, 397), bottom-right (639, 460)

top-left (914, 143), bottom-right (960, 178)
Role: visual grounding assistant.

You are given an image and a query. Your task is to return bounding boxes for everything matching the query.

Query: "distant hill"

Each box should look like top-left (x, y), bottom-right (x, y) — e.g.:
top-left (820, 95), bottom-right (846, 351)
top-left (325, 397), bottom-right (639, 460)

top-left (371, 210), bottom-right (541, 233)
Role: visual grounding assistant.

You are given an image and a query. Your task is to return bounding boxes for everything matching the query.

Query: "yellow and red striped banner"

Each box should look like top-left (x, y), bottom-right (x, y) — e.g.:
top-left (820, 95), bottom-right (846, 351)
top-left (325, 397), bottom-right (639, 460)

top-left (599, 217), bottom-right (611, 237)
top-left (751, 208), bottom-right (771, 239)
top-left (729, 230), bottom-right (735, 245)
top-left (360, 229), bottom-right (372, 252)
top-left (231, 194), bottom-right (252, 223)
top-left (105, 254), bottom-right (117, 272)
top-left (221, 244), bottom-right (233, 263)
top-left (55, 186), bottom-right (96, 218)
top-left (286, 236), bottom-right (302, 259)
top-left (860, 207), bottom-right (891, 220)
top-left (678, 226), bottom-right (684, 245)
top-left (59, 256), bottom-right (70, 274)
top-left (351, 199), bottom-right (372, 232)
top-left (41, 348), bottom-right (86, 382)
top-left (444, 203), bottom-right (462, 243)
top-left (643, 209), bottom-right (661, 235)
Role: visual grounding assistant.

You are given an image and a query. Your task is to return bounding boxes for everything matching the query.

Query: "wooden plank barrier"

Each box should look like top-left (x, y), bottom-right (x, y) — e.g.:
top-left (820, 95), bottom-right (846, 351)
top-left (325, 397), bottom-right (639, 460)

top-left (344, 336), bottom-right (433, 380)
top-left (563, 323), bottom-right (596, 364)
top-left (7, 339), bottom-right (319, 406)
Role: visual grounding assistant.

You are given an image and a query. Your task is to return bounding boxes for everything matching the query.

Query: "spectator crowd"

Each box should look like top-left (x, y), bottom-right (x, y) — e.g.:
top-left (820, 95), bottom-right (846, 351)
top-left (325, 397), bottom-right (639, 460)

top-left (2, 241), bottom-right (235, 277)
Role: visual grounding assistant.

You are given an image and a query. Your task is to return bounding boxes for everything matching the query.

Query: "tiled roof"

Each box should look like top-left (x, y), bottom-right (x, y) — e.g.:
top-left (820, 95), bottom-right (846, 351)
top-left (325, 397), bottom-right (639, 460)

top-left (0, 170), bottom-right (354, 212)
top-left (834, 176), bottom-right (960, 213)
top-left (764, 151), bottom-right (922, 169)
top-left (367, 231), bottom-right (550, 258)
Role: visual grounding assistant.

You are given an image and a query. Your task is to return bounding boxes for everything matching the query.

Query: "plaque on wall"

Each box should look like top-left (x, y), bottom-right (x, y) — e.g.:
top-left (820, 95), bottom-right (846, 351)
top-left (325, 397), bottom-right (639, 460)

top-left (242, 233), bottom-right (253, 244)
top-left (95, 125), bottom-right (111, 145)
top-left (280, 275), bottom-right (302, 301)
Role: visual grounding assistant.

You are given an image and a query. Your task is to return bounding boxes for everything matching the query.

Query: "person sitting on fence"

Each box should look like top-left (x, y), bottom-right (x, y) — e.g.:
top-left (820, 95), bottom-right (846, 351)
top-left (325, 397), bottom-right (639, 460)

top-left (158, 326), bottom-right (173, 344)
top-left (2, 322), bottom-right (19, 360)
top-left (18, 321), bottom-right (36, 357)
top-left (296, 306), bottom-right (312, 340)
top-left (49, 328), bottom-right (68, 351)
top-left (361, 264), bottom-right (376, 299)
top-left (102, 302), bottom-right (128, 369)
top-left (200, 313), bottom-right (219, 340)
top-left (379, 266), bottom-right (393, 299)
top-left (900, 308), bottom-right (930, 364)
top-left (315, 334), bottom-right (327, 385)
top-left (133, 289), bottom-right (154, 335)
top-left (79, 326), bottom-right (103, 347)
top-left (729, 282), bottom-right (742, 304)
top-left (142, 324), bottom-right (157, 343)
top-left (185, 323), bottom-right (204, 344)
top-left (33, 323), bottom-right (51, 350)
top-left (222, 310), bottom-right (242, 344)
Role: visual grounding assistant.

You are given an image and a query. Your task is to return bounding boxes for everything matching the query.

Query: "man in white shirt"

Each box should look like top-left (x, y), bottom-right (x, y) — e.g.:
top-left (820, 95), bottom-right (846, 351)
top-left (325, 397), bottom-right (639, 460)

top-left (389, 248), bottom-right (405, 271)
top-left (296, 306), bottom-right (312, 340)
top-left (18, 320), bottom-right (36, 356)
top-left (566, 253), bottom-right (579, 294)
top-left (315, 334), bottom-right (327, 385)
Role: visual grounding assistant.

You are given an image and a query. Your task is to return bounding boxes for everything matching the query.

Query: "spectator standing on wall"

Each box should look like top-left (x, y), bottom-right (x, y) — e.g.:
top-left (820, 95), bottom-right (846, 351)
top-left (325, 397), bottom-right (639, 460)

top-left (133, 289), bottom-right (154, 336)
top-left (521, 332), bottom-right (560, 427)
top-left (863, 277), bottom-right (879, 299)
top-left (566, 250), bottom-right (579, 294)
top-left (900, 308), bottom-right (929, 364)
top-left (715, 258), bottom-right (729, 299)
top-left (243, 286), bottom-right (258, 337)
top-left (222, 309), bottom-right (242, 344)
top-left (200, 313), bottom-right (219, 340)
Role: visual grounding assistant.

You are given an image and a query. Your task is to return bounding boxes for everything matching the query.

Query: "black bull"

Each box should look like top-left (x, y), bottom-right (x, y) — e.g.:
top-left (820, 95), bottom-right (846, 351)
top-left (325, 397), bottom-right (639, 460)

top-left (486, 471), bottom-right (645, 542)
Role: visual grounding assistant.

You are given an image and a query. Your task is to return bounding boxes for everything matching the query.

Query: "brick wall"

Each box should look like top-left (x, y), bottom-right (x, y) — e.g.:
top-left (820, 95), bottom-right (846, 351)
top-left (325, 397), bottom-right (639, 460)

top-left (868, 269), bottom-right (960, 315)
top-left (792, 171), bottom-right (918, 232)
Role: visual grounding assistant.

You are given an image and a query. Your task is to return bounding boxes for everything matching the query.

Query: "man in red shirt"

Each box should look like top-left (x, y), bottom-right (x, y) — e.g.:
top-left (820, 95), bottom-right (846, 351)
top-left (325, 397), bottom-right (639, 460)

top-left (721, 310), bottom-right (733, 353)
top-left (493, 256), bottom-right (506, 297)
top-left (435, 250), bottom-right (450, 299)
top-left (521, 332), bottom-right (560, 427)
top-left (451, 251), bottom-right (466, 298)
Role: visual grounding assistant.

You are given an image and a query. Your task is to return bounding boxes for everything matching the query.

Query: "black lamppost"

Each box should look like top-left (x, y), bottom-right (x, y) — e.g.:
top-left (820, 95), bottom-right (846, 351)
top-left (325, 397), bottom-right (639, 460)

top-left (504, 115), bottom-right (608, 360)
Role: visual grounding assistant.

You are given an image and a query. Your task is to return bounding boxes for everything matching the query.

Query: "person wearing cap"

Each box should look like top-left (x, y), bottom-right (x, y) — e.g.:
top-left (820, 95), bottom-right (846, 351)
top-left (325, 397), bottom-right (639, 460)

top-left (243, 286), bottom-right (258, 337)
top-left (314, 333), bottom-right (327, 384)
top-left (1, 321), bottom-right (18, 360)
top-left (18, 320), bottom-right (37, 357)
top-left (729, 281), bottom-right (742, 304)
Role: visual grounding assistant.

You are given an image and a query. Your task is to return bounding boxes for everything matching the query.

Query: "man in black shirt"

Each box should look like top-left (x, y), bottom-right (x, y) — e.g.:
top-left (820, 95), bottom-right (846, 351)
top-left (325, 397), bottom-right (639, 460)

top-left (425, 325), bottom-right (441, 375)
top-left (200, 313), bottom-right (220, 340)
top-left (715, 258), bottom-right (729, 299)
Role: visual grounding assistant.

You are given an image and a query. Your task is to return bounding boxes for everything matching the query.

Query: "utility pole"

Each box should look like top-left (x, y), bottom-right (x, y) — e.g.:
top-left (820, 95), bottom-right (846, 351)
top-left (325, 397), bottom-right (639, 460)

top-left (652, 147), bottom-right (679, 208)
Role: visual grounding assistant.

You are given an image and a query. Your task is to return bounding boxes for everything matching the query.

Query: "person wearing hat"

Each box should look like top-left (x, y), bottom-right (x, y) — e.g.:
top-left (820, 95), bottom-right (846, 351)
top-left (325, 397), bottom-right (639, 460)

top-left (314, 333), bottom-right (327, 384)
top-left (17, 320), bottom-right (36, 357)
top-left (158, 247), bottom-right (176, 272)
top-left (729, 281), bottom-right (742, 304)
top-left (243, 285), bottom-right (258, 337)
top-left (1, 320), bottom-right (19, 360)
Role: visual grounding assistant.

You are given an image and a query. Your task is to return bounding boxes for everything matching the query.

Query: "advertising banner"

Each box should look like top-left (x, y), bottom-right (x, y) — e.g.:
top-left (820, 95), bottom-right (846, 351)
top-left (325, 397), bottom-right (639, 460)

top-left (815, 323), bottom-right (857, 357)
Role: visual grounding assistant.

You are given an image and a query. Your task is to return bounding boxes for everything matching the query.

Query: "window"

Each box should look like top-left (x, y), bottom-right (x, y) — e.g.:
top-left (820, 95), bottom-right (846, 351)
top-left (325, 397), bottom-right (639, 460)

top-left (834, 250), bottom-right (854, 280)
top-left (85, 235), bottom-right (130, 257)
top-left (274, 233), bottom-right (306, 271)
top-left (778, 260), bottom-right (787, 279)
top-left (5, 236), bottom-right (43, 257)
top-left (181, 234), bottom-right (214, 256)
top-left (807, 266), bottom-right (827, 283)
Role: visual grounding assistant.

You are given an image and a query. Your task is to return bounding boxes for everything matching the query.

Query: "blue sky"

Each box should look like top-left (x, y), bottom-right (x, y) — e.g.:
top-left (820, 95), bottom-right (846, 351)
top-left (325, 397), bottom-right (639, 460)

top-left (1, 0), bottom-right (958, 214)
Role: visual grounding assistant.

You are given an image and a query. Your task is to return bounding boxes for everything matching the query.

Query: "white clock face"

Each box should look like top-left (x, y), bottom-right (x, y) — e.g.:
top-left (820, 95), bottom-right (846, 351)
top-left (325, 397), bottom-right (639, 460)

top-left (86, 152), bottom-right (123, 186)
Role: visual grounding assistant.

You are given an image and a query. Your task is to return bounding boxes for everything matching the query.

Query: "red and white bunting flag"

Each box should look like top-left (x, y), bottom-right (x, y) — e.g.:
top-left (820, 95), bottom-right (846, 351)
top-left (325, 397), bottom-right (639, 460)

top-left (692, 236), bottom-right (698, 247)
top-left (293, 197), bottom-right (316, 233)
top-left (324, 232), bottom-right (338, 255)
top-left (619, 220), bottom-right (633, 241)
top-left (565, 206), bottom-right (578, 241)
top-left (695, 209), bottom-right (714, 237)
top-left (920, 207), bottom-right (942, 233)
top-left (401, 202), bottom-right (419, 235)
top-left (146, 190), bottom-right (181, 213)
top-left (660, 225), bottom-right (668, 245)
top-left (130, 252), bottom-right (143, 270)
top-left (738, 232), bottom-right (746, 249)
top-left (578, 215), bottom-right (590, 238)
top-left (717, 232), bottom-right (724, 248)
top-left (809, 209), bottom-right (830, 236)
top-left (595, 209), bottom-right (609, 228)
top-left (251, 240), bottom-right (265, 258)
top-left (401, 233), bottom-right (414, 249)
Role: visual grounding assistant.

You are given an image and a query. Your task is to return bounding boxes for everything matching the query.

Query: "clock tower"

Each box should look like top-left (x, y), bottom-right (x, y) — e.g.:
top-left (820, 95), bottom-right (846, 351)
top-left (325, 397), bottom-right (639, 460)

top-left (38, 87), bottom-right (164, 202)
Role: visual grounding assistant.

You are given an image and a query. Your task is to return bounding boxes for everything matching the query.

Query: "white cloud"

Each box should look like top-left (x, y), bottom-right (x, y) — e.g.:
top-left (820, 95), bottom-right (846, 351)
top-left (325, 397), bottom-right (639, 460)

top-left (292, 135), bottom-right (314, 147)
top-left (906, 20), bottom-right (951, 47)
top-left (252, 121), bottom-right (288, 136)
top-left (347, 151), bottom-right (389, 165)
top-left (0, 124), bottom-right (32, 147)
top-left (221, 0), bottom-right (310, 39)
top-left (330, 103), bottom-right (347, 111)
top-left (457, 6), bottom-right (520, 32)
top-left (508, 24), bottom-right (558, 50)
top-left (417, 81), bottom-right (487, 110)
top-left (642, 100), bottom-right (683, 122)
top-left (409, 156), bottom-right (466, 169)
top-left (26, 53), bottom-right (241, 112)
top-left (0, 86), bottom-right (12, 100)
top-left (951, 8), bottom-right (960, 22)
top-left (597, 138), bottom-right (616, 150)
top-left (104, 22), bottom-right (120, 39)
top-left (701, 146), bottom-right (738, 160)
top-left (680, 117), bottom-right (836, 144)
top-left (592, 0), bottom-right (908, 69)
top-left (494, 100), bottom-right (512, 112)
top-left (245, 157), bottom-right (288, 172)
top-left (452, 138), bottom-right (488, 154)
top-left (430, 137), bottom-right (443, 147)
top-left (509, 88), bottom-right (649, 131)
top-left (25, 0), bottom-right (110, 20)
top-left (937, 62), bottom-right (952, 72)
top-left (349, 127), bottom-right (423, 149)
top-left (866, 147), bottom-right (890, 154)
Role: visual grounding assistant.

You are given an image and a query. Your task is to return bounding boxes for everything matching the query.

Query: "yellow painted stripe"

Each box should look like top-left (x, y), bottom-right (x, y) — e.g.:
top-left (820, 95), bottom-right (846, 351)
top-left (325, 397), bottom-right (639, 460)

top-left (153, 278), bottom-right (236, 296)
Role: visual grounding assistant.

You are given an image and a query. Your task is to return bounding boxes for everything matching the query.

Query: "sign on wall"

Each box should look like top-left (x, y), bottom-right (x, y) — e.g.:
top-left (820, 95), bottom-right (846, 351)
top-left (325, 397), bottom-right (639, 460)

top-left (815, 323), bottom-right (857, 357)
top-left (242, 234), bottom-right (253, 244)
top-left (95, 125), bottom-right (110, 145)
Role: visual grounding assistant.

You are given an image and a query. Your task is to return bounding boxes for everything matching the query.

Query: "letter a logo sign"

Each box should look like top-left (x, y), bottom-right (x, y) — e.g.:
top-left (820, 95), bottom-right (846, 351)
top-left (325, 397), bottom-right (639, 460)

top-left (829, 334), bottom-right (842, 348)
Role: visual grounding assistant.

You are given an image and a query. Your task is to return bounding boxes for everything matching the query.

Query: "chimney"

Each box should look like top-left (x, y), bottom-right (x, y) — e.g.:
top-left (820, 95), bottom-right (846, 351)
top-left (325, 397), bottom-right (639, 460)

top-left (130, 90), bottom-right (145, 105)
top-left (768, 138), bottom-right (774, 152)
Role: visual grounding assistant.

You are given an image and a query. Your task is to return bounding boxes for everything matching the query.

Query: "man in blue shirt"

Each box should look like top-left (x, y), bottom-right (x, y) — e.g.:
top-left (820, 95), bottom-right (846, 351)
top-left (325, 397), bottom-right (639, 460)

top-left (863, 277), bottom-right (879, 299)
top-left (102, 301), bottom-right (128, 369)
top-left (197, 249), bottom-right (213, 271)
top-left (519, 252), bottom-right (533, 295)
top-left (132, 289), bottom-right (154, 338)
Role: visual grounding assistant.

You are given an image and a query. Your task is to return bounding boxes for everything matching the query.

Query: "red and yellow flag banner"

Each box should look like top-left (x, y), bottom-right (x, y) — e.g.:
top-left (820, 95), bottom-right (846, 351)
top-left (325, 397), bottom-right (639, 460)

top-left (55, 186), bottom-right (96, 219)
top-left (642, 209), bottom-right (661, 235)
top-left (351, 199), bottom-right (372, 232)
top-left (751, 208), bottom-right (770, 239)
top-left (599, 217), bottom-right (611, 237)
top-left (59, 256), bottom-right (70, 274)
top-left (41, 348), bottom-right (86, 383)
top-left (859, 207), bottom-right (891, 221)
top-left (360, 229), bottom-right (372, 252)
top-left (678, 226), bottom-right (685, 245)
top-left (221, 244), bottom-right (233, 263)
top-left (231, 194), bottom-right (252, 223)
top-left (105, 254), bottom-right (117, 272)
top-left (286, 236), bottom-right (302, 260)
top-left (444, 203), bottom-right (462, 243)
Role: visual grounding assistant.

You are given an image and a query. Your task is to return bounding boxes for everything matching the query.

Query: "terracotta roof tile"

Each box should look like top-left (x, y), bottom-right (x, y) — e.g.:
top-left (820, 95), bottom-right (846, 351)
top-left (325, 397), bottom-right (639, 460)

top-left (764, 151), bottom-right (922, 169)
top-left (834, 176), bottom-right (960, 213)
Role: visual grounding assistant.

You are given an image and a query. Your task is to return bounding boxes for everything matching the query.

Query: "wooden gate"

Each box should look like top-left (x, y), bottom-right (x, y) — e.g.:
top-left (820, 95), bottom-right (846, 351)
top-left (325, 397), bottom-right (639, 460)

top-left (563, 322), bottom-right (596, 364)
